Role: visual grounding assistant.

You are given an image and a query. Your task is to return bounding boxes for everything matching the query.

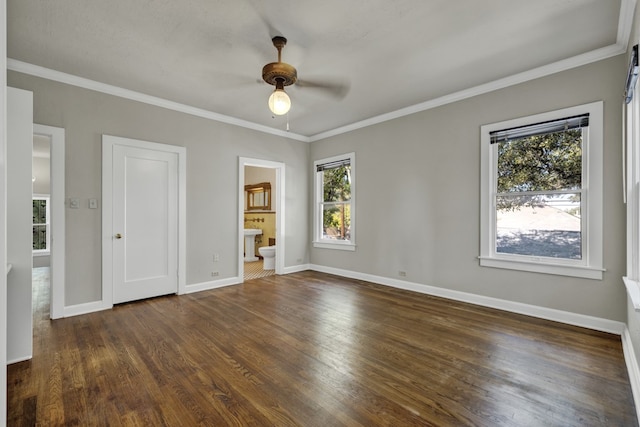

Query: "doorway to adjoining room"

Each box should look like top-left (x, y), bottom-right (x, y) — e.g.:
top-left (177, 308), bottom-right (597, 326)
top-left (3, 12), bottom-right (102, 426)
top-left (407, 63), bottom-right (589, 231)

top-left (238, 158), bottom-right (285, 282)
top-left (244, 166), bottom-right (275, 280)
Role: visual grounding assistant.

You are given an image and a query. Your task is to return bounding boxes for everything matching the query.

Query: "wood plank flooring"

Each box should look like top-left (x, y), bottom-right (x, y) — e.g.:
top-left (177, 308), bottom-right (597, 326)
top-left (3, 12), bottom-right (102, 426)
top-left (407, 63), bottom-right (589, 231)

top-left (8, 269), bottom-right (638, 426)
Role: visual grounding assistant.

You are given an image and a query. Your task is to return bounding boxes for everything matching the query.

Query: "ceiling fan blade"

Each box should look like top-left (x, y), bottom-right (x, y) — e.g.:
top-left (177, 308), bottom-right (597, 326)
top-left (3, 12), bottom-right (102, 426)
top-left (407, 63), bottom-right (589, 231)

top-left (244, 0), bottom-right (284, 39)
top-left (295, 78), bottom-right (350, 100)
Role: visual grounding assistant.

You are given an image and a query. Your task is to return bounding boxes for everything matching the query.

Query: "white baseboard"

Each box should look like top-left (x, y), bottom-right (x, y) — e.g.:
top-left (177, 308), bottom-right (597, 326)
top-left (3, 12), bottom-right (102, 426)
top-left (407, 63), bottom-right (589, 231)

top-left (309, 264), bottom-right (640, 421)
top-left (7, 354), bottom-right (32, 365)
top-left (58, 267), bottom-right (308, 318)
top-left (52, 263), bottom-right (640, 421)
top-left (63, 300), bottom-right (111, 318)
top-left (185, 276), bottom-right (242, 294)
top-left (283, 263), bottom-right (311, 274)
top-left (59, 265), bottom-right (626, 335)
top-left (309, 264), bottom-right (625, 335)
top-left (622, 327), bottom-right (640, 426)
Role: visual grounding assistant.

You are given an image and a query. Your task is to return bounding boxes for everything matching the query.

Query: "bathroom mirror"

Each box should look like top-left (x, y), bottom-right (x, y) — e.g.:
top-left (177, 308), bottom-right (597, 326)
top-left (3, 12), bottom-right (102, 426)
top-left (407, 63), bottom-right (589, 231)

top-left (245, 182), bottom-right (271, 211)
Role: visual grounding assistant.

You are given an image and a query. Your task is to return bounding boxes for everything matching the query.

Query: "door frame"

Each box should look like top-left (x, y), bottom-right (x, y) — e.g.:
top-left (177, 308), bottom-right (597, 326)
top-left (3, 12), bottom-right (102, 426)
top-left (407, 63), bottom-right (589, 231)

top-left (33, 124), bottom-right (65, 319)
top-left (238, 157), bottom-right (285, 279)
top-left (102, 135), bottom-right (186, 308)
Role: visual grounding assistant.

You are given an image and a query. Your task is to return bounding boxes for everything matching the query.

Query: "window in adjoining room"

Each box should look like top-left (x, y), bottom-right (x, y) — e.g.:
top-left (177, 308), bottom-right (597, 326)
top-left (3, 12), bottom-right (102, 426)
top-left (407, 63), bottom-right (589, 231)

top-left (33, 195), bottom-right (50, 254)
top-left (313, 153), bottom-right (356, 251)
top-left (480, 102), bottom-right (603, 279)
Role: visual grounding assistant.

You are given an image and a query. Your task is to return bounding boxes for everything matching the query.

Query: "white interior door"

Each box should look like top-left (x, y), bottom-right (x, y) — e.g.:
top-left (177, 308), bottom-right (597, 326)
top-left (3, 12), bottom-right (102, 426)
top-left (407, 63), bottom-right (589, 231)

top-left (112, 144), bottom-right (178, 304)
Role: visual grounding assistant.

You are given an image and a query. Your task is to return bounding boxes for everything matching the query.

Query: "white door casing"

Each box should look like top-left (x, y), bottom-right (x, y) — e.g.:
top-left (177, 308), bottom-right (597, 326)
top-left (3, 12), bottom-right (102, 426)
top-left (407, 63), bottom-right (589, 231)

top-left (103, 135), bottom-right (186, 306)
top-left (238, 157), bottom-right (285, 280)
top-left (1, 4), bottom-right (8, 421)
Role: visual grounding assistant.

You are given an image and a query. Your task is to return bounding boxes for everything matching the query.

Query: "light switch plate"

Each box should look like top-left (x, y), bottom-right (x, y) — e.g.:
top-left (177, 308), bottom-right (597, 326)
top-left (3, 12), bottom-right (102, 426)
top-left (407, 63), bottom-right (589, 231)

top-left (69, 198), bottom-right (79, 209)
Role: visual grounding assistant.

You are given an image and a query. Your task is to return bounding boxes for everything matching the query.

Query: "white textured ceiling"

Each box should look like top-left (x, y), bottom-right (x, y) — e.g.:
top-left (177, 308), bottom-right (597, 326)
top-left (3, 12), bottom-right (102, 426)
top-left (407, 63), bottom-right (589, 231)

top-left (7, 0), bottom-right (631, 139)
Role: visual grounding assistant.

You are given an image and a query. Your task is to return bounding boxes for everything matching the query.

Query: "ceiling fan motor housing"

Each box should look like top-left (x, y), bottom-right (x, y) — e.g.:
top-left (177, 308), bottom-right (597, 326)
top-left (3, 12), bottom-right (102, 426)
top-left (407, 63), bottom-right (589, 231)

top-left (262, 62), bottom-right (297, 86)
top-left (262, 36), bottom-right (297, 87)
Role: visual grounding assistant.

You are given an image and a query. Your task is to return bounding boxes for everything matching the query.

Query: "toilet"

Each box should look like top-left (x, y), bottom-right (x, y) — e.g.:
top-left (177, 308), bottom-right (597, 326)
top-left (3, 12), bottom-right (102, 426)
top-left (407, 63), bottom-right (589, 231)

top-left (258, 245), bottom-right (276, 270)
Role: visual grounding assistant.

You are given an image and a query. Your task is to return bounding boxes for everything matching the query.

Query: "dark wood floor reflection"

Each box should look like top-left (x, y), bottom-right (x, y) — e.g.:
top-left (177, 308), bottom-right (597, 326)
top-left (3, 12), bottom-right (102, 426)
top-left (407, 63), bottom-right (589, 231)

top-left (8, 269), bottom-right (638, 426)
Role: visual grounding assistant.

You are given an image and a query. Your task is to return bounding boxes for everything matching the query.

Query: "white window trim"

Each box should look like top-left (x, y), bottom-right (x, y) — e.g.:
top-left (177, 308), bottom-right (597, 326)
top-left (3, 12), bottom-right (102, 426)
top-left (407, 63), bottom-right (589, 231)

top-left (32, 194), bottom-right (50, 255)
top-left (480, 101), bottom-right (604, 280)
top-left (624, 53), bottom-right (640, 308)
top-left (313, 152), bottom-right (356, 251)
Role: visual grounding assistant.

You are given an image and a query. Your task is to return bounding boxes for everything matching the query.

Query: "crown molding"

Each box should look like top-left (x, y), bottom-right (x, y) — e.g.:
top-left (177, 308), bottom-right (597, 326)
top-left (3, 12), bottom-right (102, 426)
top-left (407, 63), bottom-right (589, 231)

top-left (8, 0), bottom-right (635, 144)
top-left (308, 42), bottom-right (626, 141)
top-left (6, 59), bottom-right (311, 143)
top-left (618, 0), bottom-right (638, 50)
top-left (309, 0), bottom-right (635, 141)
top-left (7, 41), bottom-right (625, 145)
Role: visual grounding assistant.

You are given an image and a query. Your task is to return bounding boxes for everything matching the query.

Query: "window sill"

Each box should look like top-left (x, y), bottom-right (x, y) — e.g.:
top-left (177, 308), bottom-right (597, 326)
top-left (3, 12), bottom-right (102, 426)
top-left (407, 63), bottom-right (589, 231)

top-left (33, 251), bottom-right (50, 257)
top-left (624, 277), bottom-right (640, 311)
top-left (479, 256), bottom-right (604, 280)
top-left (313, 241), bottom-right (356, 251)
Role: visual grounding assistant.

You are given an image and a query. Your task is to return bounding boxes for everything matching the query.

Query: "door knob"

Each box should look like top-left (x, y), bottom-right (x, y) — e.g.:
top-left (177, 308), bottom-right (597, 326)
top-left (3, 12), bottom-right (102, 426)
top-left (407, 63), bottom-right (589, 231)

top-left (115, 233), bottom-right (122, 239)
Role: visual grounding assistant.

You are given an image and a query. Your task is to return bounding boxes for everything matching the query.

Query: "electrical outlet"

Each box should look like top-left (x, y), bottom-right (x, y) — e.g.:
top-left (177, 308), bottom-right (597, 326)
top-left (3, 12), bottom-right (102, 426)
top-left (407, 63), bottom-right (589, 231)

top-left (399, 271), bottom-right (407, 277)
top-left (213, 253), bottom-right (220, 262)
top-left (211, 271), bottom-right (219, 277)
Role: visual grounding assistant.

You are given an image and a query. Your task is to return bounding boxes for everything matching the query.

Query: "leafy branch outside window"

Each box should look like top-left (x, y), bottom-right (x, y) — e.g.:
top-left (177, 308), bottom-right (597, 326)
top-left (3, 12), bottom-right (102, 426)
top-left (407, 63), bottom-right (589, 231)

top-left (33, 198), bottom-right (48, 251)
top-left (322, 165), bottom-right (351, 239)
top-left (496, 129), bottom-right (582, 212)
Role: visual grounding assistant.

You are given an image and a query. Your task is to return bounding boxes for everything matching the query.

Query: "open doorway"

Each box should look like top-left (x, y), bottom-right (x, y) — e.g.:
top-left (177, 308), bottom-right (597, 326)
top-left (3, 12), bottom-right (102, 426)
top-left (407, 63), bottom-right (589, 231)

top-left (244, 166), bottom-right (275, 280)
top-left (238, 158), bottom-right (285, 281)
top-left (33, 125), bottom-right (65, 319)
top-left (31, 134), bottom-right (51, 319)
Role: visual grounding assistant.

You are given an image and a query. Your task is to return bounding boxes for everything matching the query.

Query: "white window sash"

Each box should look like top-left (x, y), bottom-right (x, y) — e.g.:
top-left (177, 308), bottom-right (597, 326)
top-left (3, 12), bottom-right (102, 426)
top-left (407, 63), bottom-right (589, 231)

top-left (313, 153), bottom-right (356, 250)
top-left (33, 195), bottom-right (51, 254)
top-left (480, 102), bottom-right (603, 279)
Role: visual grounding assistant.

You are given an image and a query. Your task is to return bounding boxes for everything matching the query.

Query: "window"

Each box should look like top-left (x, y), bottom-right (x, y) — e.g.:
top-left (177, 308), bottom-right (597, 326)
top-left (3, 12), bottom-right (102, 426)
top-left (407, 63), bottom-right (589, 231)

top-left (480, 102), bottom-right (603, 279)
top-left (624, 45), bottom-right (640, 305)
top-left (313, 153), bottom-right (356, 251)
top-left (33, 195), bottom-right (50, 254)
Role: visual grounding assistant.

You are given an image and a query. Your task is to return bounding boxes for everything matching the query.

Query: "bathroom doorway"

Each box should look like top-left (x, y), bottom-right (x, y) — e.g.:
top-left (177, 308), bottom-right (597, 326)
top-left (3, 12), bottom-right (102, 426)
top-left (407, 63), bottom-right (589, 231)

top-left (238, 157), bottom-right (285, 281)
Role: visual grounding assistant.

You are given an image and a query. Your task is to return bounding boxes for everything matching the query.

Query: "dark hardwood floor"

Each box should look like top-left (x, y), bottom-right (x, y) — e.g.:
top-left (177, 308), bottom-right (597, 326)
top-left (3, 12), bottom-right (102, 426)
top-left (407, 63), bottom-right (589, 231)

top-left (8, 269), bottom-right (638, 426)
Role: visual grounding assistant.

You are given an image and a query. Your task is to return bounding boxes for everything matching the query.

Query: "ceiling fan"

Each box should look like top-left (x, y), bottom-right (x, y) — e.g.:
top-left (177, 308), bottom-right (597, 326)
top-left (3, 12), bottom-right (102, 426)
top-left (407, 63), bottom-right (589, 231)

top-left (262, 36), bottom-right (296, 115)
top-left (261, 36), bottom-right (349, 116)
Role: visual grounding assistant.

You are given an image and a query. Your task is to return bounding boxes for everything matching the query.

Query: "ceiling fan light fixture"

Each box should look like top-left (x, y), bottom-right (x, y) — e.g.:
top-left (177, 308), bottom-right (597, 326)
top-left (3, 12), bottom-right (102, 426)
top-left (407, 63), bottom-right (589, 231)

top-left (263, 37), bottom-right (296, 116)
top-left (268, 81), bottom-right (291, 115)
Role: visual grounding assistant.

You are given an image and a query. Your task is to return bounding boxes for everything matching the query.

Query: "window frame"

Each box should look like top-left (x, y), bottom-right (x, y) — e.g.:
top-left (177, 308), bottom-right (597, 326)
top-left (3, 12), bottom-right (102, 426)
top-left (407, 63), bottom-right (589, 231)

top-left (313, 152), bottom-right (356, 251)
top-left (624, 46), bottom-right (640, 306)
top-left (480, 102), bottom-right (604, 280)
top-left (32, 194), bottom-right (51, 255)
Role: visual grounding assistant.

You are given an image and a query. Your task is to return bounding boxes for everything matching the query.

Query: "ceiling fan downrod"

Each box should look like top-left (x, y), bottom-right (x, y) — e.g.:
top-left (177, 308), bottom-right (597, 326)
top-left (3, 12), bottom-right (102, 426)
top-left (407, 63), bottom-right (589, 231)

top-left (262, 36), bottom-right (297, 87)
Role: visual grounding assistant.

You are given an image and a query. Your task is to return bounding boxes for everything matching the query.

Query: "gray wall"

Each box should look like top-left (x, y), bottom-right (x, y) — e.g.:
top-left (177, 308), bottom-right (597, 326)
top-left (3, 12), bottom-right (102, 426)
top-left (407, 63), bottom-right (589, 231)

top-left (6, 53), bottom-right (630, 324)
top-left (310, 55), bottom-right (627, 322)
top-left (8, 71), bottom-right (310, 306)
